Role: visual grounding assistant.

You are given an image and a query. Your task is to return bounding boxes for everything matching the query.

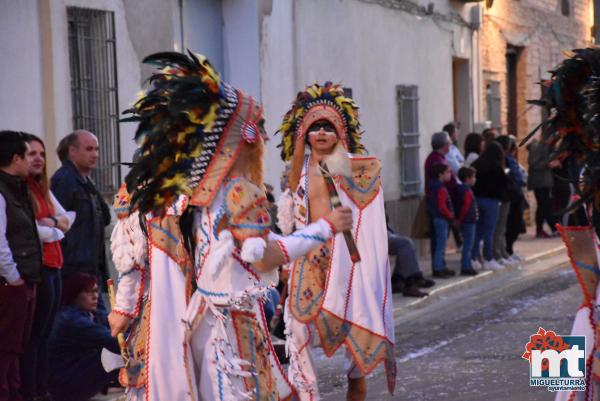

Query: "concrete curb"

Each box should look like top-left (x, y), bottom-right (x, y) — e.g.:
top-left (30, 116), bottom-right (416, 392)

top-left (392, 244), bottom-right (567, 319)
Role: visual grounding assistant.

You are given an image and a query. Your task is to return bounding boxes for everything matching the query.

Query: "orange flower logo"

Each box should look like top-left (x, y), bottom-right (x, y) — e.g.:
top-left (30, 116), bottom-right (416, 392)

top-left (522, 327), bottom-right (570, 372)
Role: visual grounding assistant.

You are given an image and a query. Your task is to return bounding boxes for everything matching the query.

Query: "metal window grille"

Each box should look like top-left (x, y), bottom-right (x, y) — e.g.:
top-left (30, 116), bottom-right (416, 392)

top-left (343, 87), bottom-right (353, 98)
top-left (67, 7), bottom-right (120, 195)
top-left (396, 85), bottom-right (421, 197)
top-left (486, 81), bottom-right (501, 130)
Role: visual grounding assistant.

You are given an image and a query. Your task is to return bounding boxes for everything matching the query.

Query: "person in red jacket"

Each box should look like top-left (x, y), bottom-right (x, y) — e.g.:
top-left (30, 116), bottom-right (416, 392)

top-left (456, 167), bottom-right (479, 276)
top-left (21, 134), bottom-right (74, 401)
top-left (427, 163), bottom-right (455, 278)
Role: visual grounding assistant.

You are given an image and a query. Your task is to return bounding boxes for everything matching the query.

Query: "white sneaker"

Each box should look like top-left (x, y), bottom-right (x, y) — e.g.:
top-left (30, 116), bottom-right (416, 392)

top-left (483, 259), bottom-right (505, 270)
top-left (498, 258), bottom-right (516, 267)
top-left (471, 260), bottom-right (482, 270)
top-left (509, 253), bottom-right (523, 263)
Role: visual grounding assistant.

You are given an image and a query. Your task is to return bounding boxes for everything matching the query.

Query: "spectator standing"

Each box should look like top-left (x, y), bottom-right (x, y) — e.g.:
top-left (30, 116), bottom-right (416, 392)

top-left (47, 273), bottom-right (119, 401)
top-left (464, 132), bottom-right (484, 167)
top-left (471, 141), bottom-right (508, 270)
top-left (492, 136), bottom-right (515, 266)
top-left (527, 137), bottom-right (559, 237)
top-left (456, 167), bottom-right (479, 276)
top-left (424, 132), bottom-right (461, 258)
top-left (427, 163), bottom-right (456, 278)
top-left (50, 131), bottom-right (111, 281)
top-left (443, 122), bottom-right (465, 174)
top-left (503, 136), bottom-right (527, 261)
top-left (0, 131), bottom-right (41, 401)
top-left (20, 135), bottom-right (74, 401)
top-left (482, 128), bottom-right (499, 142)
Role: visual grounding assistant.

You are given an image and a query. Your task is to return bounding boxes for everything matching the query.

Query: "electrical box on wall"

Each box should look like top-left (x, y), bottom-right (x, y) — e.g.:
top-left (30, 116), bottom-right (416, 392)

top-left (470, 4), bottom-right (483, 29)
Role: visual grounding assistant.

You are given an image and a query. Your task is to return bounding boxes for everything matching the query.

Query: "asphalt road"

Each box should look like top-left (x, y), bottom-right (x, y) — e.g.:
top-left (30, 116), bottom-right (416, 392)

top-left (315, 260), bottom-right (580, 401)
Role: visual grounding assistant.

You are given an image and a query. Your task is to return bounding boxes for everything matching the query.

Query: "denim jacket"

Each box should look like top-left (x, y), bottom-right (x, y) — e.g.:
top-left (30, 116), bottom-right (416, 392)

top-left (50, 161), bottom-right (110, 276)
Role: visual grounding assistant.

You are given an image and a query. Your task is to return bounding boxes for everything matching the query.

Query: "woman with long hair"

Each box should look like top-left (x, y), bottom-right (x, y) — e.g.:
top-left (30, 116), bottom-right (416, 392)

top-left (20, 134), bottom-right (74, 401)
top-left (471, 141), bottom-right (508, 270)
top-left (464, 132), bottom-right (484, 167)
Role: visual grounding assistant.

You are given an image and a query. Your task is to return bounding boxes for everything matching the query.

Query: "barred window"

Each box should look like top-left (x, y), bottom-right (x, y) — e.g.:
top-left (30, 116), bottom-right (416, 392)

top-left (486, 81), bottom-right (501, 130)
top-left (396, 85), bottom-right (421, 197)
top-left (67, 7), bottom-right (121, 195)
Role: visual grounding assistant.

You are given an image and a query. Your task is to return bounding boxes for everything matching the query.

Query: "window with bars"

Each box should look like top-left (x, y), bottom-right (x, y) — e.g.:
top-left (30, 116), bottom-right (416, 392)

top-left (67, 7), bottom-right (120, 195)
top-left (486, 81), bottom-right (501, 130)
top-left (396, 85), bottom-right (421, 197)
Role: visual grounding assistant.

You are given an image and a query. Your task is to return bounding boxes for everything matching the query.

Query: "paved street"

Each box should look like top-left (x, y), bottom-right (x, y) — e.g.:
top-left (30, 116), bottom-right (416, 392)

top-left (315, 258), bottom-right (579, 400)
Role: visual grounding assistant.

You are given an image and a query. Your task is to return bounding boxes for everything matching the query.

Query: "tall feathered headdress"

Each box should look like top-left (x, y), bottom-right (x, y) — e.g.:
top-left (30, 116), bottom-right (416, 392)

top-left (525, 48), bottom-right (600, 230)
top-left (122, 50), bottom-right (264, 215)
top-left (277, 82), bottom-right (365, 190)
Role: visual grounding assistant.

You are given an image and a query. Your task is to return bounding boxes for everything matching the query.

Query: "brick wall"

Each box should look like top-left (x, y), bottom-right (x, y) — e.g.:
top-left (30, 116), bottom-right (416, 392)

top-left (481, 0), bottom-right (593, 169)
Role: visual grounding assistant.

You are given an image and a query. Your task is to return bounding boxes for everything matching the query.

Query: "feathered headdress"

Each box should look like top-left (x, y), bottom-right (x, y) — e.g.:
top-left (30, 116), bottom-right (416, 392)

top-left (525, 48), bottom-right (600, 230)
top-left (277, 82), bottom-right (365, 190)
top-left (122, 50), bottom-right (264, 215)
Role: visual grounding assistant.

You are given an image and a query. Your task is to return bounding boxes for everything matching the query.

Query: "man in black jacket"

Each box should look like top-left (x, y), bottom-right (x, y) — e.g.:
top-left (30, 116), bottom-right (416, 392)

top-left (50, 130), bottom-right (110, 282)
top-left (0, 131), bottom-right (41, 401)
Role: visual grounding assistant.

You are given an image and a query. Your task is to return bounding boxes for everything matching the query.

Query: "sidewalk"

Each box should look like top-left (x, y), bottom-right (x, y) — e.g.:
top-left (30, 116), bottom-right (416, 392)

top-left (392, 229), bottom-right (568, 319)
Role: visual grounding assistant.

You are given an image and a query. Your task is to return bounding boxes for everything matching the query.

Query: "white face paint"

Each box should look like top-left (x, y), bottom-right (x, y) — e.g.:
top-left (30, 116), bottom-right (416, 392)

top-left (308, 130), bottom-right (337, 138)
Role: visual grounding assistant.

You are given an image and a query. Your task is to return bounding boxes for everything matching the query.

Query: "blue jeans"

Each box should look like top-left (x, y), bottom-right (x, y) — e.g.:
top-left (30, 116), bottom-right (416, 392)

top-left (461, 223), bottom-right (476, 270)
top-left (432, 217), bottom-right (449, 271)
top-left (263, 288), bottom-right (280, 326)
top-left (473, 197), bottom-right (500, 261)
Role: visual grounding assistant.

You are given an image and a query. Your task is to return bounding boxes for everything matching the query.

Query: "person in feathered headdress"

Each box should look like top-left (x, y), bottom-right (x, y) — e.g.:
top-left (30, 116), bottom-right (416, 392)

top-left (524, 48), bottom-right (600, 401)
top-left (276, 82), bottom-right (396, 401)
top-left (106, 52), bottom-right (353, 401)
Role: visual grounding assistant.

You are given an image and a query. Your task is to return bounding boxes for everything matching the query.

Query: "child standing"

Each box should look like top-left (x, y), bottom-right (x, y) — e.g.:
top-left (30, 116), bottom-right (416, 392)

top-left (427, 163), bottom-right (455, 278)
top-left (457, 167), bottom-right (479, 276)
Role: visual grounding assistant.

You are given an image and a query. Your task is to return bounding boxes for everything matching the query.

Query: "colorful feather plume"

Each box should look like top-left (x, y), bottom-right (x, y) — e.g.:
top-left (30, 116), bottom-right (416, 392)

top-left (276, 82), bottom-right (365, 161)
top-left (122, 50), bottom-right (237, 215)
top-left (526, 47), bottom-right (600, 226)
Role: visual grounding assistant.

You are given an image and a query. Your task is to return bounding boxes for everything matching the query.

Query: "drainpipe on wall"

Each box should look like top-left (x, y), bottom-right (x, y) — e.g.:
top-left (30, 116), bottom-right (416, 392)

top-left (179, 0), bottom-right (185, 50)
top-left (39, 0), bottom-right (58, 173)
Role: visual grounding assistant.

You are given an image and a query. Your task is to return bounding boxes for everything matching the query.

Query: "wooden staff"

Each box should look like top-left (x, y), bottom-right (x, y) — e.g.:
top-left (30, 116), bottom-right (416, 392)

top-left (319, 162), bottom-right (361, 263)
top-left (107, 278), bottom-right (130, 365)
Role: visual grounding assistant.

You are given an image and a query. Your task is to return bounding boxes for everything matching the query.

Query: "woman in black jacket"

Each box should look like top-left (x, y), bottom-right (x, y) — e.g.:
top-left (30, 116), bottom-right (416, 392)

top-left (471, 141), bottom-right (508, 270)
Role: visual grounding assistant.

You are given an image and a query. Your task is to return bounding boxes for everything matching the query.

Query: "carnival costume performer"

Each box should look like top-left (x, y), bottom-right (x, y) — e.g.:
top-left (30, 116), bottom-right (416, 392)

top-left (521, 48), bottom-right (600, 401)
top-left (276, 82), bottom-right (396, 401)
top-left (107, 52), bottom-right (353, 401)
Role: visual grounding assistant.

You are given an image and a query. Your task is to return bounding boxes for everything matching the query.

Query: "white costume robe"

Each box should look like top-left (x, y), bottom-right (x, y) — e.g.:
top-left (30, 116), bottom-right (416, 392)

top-left (112, 178), bottom-right (336, 401)
top-left (280, 155), bottom-right (397, 400)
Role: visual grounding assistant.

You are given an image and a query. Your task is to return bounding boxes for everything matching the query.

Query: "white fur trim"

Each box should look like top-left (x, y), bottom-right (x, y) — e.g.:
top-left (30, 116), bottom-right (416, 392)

top-left (110, 212), bottom-right (148, 273)
top-left (110, 219), bottom-right (134, 273)
top-left (276, 189), bottom-right (295, 236)
top-left (128, 212), bottom-right (147, 266)
top-left (322, 143), bottom-right (352, 178)
top-left (240, 237), bottom-right (267, 263)
top-left (204, 230), bottom-right (235, 280)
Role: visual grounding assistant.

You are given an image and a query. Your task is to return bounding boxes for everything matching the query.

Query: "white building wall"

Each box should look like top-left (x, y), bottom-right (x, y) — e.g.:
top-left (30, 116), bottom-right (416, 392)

top-left (0, 0), bottom-right (45, 136)
top-left (183, 0), bottom-right (225, 73)
top-left (260, 0), bottom-right (296, 192)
